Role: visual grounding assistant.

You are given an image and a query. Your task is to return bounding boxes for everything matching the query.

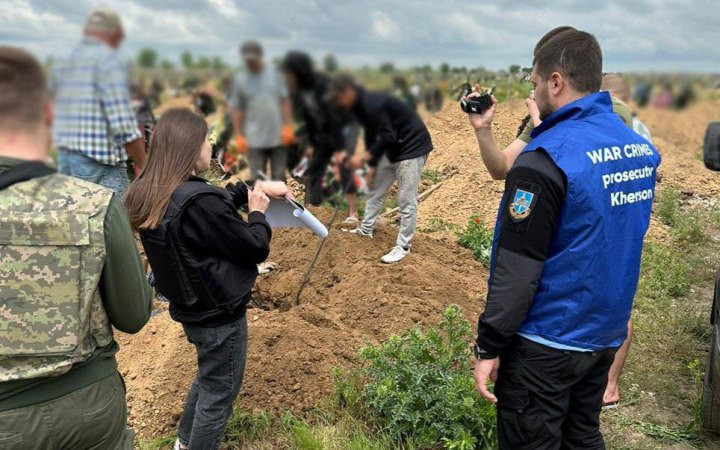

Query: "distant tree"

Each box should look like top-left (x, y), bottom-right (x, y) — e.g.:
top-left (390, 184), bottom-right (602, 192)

top-left (137, 48), bottom-right (158, 69)
top-left (416, 64), bottom-right (432, 74)
top-left (439, 62), bottom-right (450, 75)
top-left (323, 53), bottom-right (339, 73)
top-left (509, 64), bottom-right (521, 75)
top-left (181, 51), bottom-right (193, 69)
top-left (379, 62), bottom-right (395, 74)
top-left (160, 59), bottom-right (174, 71)
top-left (211, 56), bottom-right (226, 72)
top-left (196, 56), bottom-right (211, 70)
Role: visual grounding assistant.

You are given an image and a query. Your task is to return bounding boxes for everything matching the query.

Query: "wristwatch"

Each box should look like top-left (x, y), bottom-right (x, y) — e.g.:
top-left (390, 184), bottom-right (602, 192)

top-left (474, 343), bottom-right (497, 360)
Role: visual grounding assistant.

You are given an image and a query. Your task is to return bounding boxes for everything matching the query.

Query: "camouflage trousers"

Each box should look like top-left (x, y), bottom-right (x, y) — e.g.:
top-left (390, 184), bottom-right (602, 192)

top-left (0, 372), bottom-right (133, 450)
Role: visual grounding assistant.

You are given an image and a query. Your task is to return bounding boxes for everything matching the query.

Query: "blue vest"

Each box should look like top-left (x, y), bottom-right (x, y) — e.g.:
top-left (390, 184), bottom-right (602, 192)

top-left (490, 92), bottom-right (661, 350)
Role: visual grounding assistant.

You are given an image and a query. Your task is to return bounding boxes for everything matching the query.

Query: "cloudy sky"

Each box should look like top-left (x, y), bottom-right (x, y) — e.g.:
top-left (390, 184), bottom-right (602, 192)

top-left (2, 0), bottom-right (718, 72)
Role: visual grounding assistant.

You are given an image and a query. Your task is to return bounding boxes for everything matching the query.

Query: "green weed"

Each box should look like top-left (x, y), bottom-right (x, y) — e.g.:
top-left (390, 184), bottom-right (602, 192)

top-left (637, 242), bottom-right (691, 299)
top-left (457, 215), bottom-right (494, 266)
top-left (418, 216), bottom-right (456, 233)
top-left (421, 169), bottom-right (442, 184)
top-left (336, 306), bottom-right (497, 449)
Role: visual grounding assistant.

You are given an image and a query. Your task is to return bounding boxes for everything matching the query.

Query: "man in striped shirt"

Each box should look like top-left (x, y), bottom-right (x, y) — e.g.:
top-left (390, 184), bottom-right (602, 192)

top-left (52, 8), bottom-right (145, 196)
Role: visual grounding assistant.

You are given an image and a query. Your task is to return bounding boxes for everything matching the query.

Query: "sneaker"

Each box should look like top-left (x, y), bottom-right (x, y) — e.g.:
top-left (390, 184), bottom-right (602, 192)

top-left (342, 226), bottom-right (373, 238)
top-left (381, 246), bottom-right (409, 264)
top-left (257, 261), bottom-right (278, 274)
top-left (173, 439), bottom-right (189, 450)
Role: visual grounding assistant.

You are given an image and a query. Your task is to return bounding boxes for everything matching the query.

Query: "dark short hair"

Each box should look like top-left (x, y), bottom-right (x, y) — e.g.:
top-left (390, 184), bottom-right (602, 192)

top-left (0, 46), bottom-right (47, 131)
top-left (533, 29), bottom-right (602, 94)
top-left (240, 40), bottom-right (263, 57)
top-left (533, 26), bottom-right (576, 56)
top-left (326, 73), bottom-right (357, 100)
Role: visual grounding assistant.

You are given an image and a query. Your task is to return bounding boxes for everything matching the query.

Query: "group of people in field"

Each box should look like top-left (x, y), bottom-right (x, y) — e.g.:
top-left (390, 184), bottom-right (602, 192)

top-left (0, 7), bottom-right (659, 450)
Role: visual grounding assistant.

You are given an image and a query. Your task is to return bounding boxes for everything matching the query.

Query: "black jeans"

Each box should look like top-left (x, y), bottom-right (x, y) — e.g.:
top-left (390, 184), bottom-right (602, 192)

top-left (495, 336), bottom-right (617, 450)
top-left (306, 144), bottom-right (335, 206)
top-left (177, 316), bottom-right (248, 450)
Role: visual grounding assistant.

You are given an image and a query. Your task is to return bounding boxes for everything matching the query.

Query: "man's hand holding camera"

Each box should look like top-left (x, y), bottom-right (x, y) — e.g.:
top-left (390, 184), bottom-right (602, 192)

top-left (466, 92), bottom-right (498, 132)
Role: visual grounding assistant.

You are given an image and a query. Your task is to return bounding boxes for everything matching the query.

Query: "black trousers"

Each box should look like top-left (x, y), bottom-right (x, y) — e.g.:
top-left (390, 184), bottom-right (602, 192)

top-left (306, 143), bottom-right (334, 206)
top-left (495, 336), bottom-right (617, 450)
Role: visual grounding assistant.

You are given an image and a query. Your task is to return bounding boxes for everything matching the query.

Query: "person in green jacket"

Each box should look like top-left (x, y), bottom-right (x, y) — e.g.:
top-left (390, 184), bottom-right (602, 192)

top-left (0, 46), bottom-right (151, 450)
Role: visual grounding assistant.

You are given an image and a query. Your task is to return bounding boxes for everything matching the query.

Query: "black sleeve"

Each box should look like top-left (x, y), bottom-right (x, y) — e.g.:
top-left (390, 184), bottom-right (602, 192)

top-left (225, 182), bottom-right (249, 209)
top-left (367, 109), bottom-right (396, 167)
top-left (476, 149), bottom-right (566, 357)
top-left (180, 194), bottom-right (272, 265)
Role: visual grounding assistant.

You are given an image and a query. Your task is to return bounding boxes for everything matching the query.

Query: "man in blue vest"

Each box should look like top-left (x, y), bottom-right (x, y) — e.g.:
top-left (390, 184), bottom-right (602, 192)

top-left (469, 28), bottom-right (661, 449)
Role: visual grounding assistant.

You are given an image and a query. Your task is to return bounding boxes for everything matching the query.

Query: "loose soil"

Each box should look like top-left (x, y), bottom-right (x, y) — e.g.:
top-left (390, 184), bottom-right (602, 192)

top-left (117, 97), bottom-right (720, 440)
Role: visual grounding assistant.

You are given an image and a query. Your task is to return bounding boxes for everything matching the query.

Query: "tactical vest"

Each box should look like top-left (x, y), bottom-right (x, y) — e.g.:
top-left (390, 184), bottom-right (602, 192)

top-left (0, 173), bottom-right (113, 382)
top-left (140, 179), bottom-right (253, 324)
top-left (490, 92), bottom-right (661, 350)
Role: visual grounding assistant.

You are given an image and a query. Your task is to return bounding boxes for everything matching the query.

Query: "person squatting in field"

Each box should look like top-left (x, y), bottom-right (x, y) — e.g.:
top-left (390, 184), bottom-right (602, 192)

top-left (124, 109), bottom-right (290, 450)
top-left (281, 51), bottom-right (362, 222)
top-left (468, 27), bottom-right (660, 449)
top-left (471, 26), bottom-right (644, 411)
top-left (329, 73), bottom-right (434, 264)
top-left (0, 46), bottom-right (151, 450)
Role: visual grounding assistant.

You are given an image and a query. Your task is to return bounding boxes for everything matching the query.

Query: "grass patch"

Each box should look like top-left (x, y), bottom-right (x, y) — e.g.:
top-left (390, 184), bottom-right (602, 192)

top-left (656, 186), bottom-right (682, 227)
top-left (421, 169), bottom-right (442, 184)
top-left (418, 216), bottom-right (456, 233)
top-left (456, 214), bottom-right (494, 266)
top-left (636, 241), bottom-right (691, 299)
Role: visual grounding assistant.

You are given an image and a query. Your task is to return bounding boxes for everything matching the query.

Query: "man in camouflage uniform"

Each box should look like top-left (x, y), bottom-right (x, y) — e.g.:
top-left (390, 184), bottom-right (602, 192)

top-left (0, 47), bottom-right (151, 449)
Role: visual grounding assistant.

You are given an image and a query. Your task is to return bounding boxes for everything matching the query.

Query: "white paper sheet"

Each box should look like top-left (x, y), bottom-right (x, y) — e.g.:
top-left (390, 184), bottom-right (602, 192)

top-left (263, 197), bottom-right (328, 239)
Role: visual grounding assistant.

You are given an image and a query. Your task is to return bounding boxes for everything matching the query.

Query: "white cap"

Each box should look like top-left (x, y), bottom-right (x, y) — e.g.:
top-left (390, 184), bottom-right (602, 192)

top-left (84, 8), bottom-right (122, 35)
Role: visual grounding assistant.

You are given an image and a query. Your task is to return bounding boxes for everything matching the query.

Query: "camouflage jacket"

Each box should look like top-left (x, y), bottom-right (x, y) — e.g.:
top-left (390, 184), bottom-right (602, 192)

top-left (0, 173), bottom-right (114, 382)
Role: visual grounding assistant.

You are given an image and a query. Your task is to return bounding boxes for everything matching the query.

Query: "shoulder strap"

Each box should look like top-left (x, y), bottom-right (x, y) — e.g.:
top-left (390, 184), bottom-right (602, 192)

top-left (164, 180), bottom-right (229, 222)
top-left (0, 162), bottom-right (55, 190)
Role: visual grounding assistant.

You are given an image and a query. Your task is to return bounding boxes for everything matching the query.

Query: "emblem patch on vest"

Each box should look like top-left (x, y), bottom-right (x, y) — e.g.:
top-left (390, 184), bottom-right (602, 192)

top-left (509, 188), bottom-right (535, 221)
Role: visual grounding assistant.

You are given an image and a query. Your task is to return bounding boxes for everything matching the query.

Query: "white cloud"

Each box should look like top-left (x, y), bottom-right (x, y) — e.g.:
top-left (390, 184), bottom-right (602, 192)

top-left (3, 0), bottom-right (718, 72)
top-left (372, 11), bottom-right (400, 41)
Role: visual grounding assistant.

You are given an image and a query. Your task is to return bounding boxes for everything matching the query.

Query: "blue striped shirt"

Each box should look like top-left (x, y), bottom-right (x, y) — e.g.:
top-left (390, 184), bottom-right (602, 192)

top-left (52, 38), bottom-right (141, 165)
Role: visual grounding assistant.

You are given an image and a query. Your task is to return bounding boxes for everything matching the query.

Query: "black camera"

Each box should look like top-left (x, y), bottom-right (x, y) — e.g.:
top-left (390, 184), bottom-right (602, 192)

top-left (460, 91), bottom-right (493, 114)
top-left (459, 83), bottom-right (493, 114)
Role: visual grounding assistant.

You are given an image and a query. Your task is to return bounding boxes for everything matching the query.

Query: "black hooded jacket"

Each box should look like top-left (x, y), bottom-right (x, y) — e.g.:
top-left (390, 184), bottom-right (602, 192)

top-left (283, 52), bottom-right (346, 153)
top-left (352, 88), bottom-right (433, 167)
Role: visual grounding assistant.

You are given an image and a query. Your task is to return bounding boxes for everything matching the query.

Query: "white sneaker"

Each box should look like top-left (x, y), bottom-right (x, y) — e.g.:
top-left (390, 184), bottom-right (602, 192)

top-left (381, 246), bottom-right (409, 264)
top-left (173, 439), bottom-right (189, 450)
top-left (342, 226), bottom-right (373, 238)
top-left (257, 261), bottom-right (278, 274)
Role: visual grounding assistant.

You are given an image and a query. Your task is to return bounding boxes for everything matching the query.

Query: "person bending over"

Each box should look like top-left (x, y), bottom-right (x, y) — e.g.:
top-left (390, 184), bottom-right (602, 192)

top-left (330, 74), bottom-right (433, 264)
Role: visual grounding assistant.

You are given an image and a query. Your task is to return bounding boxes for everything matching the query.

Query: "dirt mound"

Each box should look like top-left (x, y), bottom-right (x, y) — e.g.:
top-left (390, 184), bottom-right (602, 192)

top-left (116, 212), bottom-right (486, 438)
top-left (417, 99), bottom-right (530, 229)
top-left (636, 100), bottom-right (720, 197)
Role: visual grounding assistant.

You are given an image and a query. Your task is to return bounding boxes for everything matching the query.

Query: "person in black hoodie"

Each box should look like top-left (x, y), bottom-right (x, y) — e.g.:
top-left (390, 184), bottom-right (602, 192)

top-left (124, 108), bottom-right (289, 450)
top-left (329, 74), bottom-right (433, 264)
top-left (281, 51), bottom-right (360, 220)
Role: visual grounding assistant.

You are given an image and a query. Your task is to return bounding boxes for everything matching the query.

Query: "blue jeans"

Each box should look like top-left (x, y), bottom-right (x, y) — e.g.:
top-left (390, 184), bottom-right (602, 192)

top-left (177, 316), bottom-right (248, 450)
top-left (57, 149), bottom-right (129, 196)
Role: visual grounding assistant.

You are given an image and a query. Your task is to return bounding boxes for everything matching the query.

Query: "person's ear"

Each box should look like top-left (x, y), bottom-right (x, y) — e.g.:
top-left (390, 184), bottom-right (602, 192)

top-left (44, 99), bottom-right (54, 129)
top-left (550, 72), bottom-right (564, 97)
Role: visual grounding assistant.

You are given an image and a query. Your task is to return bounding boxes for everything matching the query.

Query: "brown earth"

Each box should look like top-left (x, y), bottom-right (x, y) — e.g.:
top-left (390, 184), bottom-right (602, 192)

top-left (117, 97), bottom-right (720, 440)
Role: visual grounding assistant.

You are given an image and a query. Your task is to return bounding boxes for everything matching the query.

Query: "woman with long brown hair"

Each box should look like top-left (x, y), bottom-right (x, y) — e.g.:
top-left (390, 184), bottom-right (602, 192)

top-left (125, 108), bottom-right (288, 450)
